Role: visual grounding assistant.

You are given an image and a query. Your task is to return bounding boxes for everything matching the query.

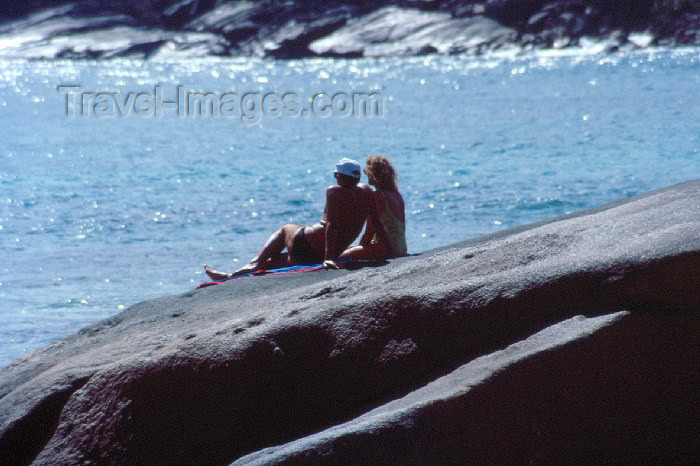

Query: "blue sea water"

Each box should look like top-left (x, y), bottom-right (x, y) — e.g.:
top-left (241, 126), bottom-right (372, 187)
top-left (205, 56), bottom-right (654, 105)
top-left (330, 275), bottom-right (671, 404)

top-left (1, 50), bottom-right (699, 367)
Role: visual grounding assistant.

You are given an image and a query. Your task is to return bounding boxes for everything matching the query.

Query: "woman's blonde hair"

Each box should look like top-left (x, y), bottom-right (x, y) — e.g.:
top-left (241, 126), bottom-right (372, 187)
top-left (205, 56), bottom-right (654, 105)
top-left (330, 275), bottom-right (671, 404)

top-left (364, 155), bottom-right (398, 192)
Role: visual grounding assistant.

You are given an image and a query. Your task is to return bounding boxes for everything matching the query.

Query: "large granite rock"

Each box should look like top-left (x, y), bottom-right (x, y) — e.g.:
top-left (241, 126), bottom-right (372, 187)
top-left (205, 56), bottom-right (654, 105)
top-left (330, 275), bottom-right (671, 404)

top-left (237, 310), bottom-right (700, 464)
top-left (0, 3), bottom-right (229, 59)
top-left (0, 179), bottom-right (699, 464)
top-left (0, 1), bottom-right (699, 58)
top-left (308, 6), bottom-right (516, 57)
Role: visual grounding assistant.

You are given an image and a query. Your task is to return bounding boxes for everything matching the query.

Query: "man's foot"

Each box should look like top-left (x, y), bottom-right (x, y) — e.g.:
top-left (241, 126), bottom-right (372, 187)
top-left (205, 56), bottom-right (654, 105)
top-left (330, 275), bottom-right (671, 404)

top-left (204, 264), bottom-right (232, 281)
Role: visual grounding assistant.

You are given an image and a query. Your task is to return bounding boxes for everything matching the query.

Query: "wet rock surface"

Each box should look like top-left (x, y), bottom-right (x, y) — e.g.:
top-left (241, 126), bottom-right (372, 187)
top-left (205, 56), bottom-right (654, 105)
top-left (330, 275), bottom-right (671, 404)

top-left (0, 179), bottom-right (698, 464)
top-left (0, 1), bottom-right (698, 59)
top-left (307, 7), bottom-right (516, 57)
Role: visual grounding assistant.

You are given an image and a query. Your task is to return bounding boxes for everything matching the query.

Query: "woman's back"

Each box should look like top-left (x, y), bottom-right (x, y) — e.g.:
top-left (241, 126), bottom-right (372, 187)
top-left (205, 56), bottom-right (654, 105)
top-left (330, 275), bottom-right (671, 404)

top-left (373, 189), bottom-right (407, 256)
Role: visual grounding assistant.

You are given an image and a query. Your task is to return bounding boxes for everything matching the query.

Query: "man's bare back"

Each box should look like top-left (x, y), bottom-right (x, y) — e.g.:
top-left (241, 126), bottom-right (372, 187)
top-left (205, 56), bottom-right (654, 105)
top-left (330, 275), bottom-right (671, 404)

top-left (304, 183), bottom-right (380, 262)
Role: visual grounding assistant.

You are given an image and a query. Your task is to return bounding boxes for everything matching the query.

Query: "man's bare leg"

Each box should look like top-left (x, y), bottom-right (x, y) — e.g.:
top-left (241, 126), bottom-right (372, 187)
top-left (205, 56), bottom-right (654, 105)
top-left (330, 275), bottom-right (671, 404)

top-left (204, 224), bottom-right (302, 279)
top-left (339, 243), bottom-right (387, 261)
top-left (232, 224), bottom-right (300, 275)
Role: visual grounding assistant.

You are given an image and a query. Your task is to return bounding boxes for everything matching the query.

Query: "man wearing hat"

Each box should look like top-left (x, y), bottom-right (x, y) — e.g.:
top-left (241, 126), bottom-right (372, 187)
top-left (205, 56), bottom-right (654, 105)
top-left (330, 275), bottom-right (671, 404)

top-left (205, 158), bottom-right (394, 279)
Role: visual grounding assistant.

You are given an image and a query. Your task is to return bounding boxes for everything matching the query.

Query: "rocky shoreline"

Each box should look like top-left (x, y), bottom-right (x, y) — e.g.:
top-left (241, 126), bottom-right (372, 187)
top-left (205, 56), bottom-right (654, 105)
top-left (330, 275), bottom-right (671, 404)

top-left (0, 1), bottom-right (698, 59)
top-left (1, 179), bottom-right (698, 464)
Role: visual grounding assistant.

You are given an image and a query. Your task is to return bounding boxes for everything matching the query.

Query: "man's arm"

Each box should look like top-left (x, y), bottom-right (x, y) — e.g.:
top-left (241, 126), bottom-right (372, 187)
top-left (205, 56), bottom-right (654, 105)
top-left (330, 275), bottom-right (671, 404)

top-left (360, 190), bottom-right (382, 246)
top-left (325, 223), bottom-right (340, 262)
top-left (324, 187), bottom-right (341, 264)
top-left (359, 218), bottom-right (375, 247)
top-left (368, 199), bottom-right (396, 258)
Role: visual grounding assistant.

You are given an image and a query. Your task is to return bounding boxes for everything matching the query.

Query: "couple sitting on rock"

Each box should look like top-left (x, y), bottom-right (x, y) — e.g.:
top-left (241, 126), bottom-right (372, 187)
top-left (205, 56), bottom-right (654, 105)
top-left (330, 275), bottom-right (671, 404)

top-left (205, 155), bottom-right (407, 280)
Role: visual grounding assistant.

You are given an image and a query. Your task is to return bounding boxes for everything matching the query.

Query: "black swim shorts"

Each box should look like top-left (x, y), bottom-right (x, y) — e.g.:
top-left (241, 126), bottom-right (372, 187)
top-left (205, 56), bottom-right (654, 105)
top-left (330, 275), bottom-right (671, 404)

top-left (290, 227), bottom-right (323, 264)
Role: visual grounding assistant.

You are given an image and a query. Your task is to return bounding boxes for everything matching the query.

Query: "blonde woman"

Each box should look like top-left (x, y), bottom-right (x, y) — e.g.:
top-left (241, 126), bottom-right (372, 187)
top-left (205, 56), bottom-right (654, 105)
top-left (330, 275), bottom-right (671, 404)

top-left (341, 155), bottom-right (407, 260)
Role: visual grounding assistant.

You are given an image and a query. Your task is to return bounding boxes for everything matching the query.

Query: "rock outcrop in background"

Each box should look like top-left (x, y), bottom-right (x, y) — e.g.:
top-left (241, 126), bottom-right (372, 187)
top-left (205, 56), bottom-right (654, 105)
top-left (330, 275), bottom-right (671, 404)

top-left (0, 180), bottom-right (698, 464)
top-left (0, 0), bottom-right (699, 58)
